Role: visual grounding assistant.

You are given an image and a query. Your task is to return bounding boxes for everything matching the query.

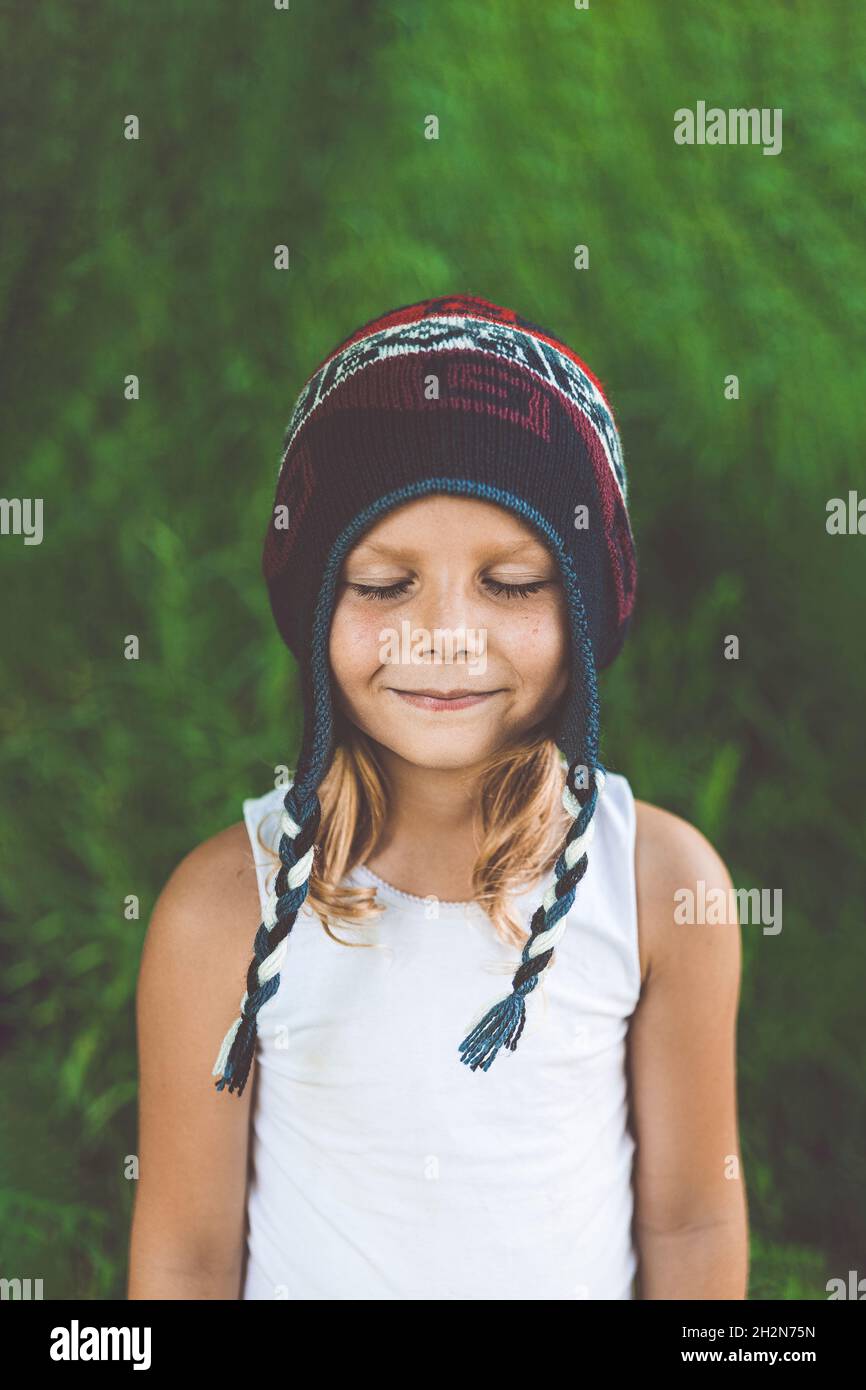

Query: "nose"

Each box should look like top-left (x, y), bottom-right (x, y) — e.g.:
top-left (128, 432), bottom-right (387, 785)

top-left (409, 573), bottom-right (477, 639)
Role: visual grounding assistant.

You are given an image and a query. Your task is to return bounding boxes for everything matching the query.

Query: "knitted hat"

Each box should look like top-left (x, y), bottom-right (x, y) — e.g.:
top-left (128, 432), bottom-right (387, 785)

top-left (213, 293), bottom-right (637, 1096)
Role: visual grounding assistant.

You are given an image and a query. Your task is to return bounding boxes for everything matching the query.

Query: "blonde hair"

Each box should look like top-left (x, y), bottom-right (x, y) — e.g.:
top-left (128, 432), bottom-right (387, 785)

top-left (255, 720), bottom-right (573, 952)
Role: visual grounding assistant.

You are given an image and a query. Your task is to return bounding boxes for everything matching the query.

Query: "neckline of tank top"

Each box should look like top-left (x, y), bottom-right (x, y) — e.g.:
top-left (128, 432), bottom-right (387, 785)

top-left (347, 862), bottom-right (550, 920)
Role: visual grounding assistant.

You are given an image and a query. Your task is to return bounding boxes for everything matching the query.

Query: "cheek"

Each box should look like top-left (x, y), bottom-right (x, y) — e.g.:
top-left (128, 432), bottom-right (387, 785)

top-left (329, 602), bottom-right (385, 691)
top-left (496, 600), bottom-right (569, 678)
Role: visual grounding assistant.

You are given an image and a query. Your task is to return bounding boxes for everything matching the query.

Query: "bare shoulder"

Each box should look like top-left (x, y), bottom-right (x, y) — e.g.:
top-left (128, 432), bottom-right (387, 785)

top-left (157, 817), bottom-right (260, 920)
top-left (140, 820), bottom-right (263, 990)
top-left (137, 818), bottom-right (266, 1054)
top-left (136, 817), bottom-right (264, 1094)
top-left (632, 799), bottom-right (738, 987)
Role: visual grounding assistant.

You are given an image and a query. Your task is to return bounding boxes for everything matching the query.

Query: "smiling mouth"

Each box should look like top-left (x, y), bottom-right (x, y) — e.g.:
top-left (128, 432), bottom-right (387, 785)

top-left (388, 688), bottom-right (503, 711)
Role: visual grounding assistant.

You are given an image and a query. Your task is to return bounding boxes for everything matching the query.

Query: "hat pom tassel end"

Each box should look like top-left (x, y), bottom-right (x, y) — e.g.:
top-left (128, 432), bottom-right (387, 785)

top-left (213, 1013), bottom-right (257, 1097)
top-left (458, 991), bottom-right (527, 1071)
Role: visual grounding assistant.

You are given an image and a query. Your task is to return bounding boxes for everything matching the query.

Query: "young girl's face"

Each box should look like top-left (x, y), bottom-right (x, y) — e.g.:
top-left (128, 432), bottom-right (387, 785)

top-left (329, 496), bottom-right (569, 771)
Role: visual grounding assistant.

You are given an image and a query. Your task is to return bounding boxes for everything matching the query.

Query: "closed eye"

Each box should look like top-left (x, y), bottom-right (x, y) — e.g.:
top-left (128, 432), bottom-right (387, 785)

top-left (347, 578), bottom-right (550, 601)
top-left (483, 579), bottom-right (550, 599)
top-left (347, 580), bottom-right (413, 601)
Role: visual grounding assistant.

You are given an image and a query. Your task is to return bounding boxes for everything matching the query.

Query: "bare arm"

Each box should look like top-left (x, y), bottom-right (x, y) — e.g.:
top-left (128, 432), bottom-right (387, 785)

top-left (628, 802), bottom-right (749, 1300)
top-left (127, 822), bottom-right (263, 1299)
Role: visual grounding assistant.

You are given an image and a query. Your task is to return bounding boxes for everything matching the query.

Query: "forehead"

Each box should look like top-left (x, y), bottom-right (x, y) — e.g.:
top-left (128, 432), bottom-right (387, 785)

top-left (346, 494), bottom-right (551, 561)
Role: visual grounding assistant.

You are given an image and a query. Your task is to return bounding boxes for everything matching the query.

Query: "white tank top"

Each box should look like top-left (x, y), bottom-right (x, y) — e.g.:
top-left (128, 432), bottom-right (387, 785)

top-left (240, 770), bottom-right (641, 1300)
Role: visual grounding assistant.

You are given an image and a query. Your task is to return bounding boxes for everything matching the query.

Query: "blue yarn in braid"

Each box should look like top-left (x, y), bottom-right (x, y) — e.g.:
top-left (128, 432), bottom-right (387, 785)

top-left (458, 574), bottom-right (604, 1072)
top-left (212, 783), bottom-right (321, 1096)
top-left (457, 760), bottom-right (605, 1071)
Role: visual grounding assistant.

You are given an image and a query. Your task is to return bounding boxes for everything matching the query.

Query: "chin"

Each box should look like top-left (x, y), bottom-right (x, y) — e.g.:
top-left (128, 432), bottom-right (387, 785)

top-left (389, 735), bottom-right (502, 770)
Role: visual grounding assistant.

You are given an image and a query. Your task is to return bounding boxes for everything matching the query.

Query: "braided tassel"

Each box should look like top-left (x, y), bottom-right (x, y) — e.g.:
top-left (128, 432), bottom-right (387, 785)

top-left (458, 763), bottom-right (606, 1072)
top-left (213, 788), bottom-right (320, 1097)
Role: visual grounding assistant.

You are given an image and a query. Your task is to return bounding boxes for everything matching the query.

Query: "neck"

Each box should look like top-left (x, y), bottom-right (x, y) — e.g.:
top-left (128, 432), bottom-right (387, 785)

top-left (364, 746), bottom-right (485, 902)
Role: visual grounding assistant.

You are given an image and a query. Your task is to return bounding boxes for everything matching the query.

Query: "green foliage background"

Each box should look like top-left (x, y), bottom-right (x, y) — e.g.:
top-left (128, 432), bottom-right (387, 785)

top-left (1, 0), bottom-right (863, 1300)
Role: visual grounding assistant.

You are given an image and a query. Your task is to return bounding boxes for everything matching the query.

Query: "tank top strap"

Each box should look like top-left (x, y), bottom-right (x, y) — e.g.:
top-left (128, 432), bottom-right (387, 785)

top-left (596, 767), bottom-right (637, 865)
top-left (584, 766), bottom-right (641, 1001)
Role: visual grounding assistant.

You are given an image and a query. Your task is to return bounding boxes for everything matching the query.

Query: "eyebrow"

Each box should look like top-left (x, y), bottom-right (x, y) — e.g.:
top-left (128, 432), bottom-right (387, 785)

top-left (350, 538), bottom-right (550, 561)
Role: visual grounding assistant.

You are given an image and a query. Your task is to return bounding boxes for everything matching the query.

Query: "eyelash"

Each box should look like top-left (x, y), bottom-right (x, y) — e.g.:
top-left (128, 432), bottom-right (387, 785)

top-left (348, 579), bottom-right (549, 601)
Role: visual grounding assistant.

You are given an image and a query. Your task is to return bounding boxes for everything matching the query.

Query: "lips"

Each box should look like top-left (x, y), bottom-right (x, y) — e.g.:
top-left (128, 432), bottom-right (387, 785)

top-left (396, 689), bottom-right (485, 698)
top-left (388, 688), bottom-right (502, 712)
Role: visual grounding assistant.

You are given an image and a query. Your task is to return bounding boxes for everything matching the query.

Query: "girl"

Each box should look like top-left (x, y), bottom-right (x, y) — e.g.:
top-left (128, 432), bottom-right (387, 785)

top-left (128, 295), bottom-right (748, 1300)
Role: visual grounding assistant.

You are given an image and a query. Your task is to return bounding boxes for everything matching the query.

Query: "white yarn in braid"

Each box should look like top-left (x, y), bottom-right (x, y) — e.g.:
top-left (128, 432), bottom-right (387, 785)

top-left (211, 804), bottom-right (316, 1079)
top-left (528, 766), bottom-right (605, 958)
